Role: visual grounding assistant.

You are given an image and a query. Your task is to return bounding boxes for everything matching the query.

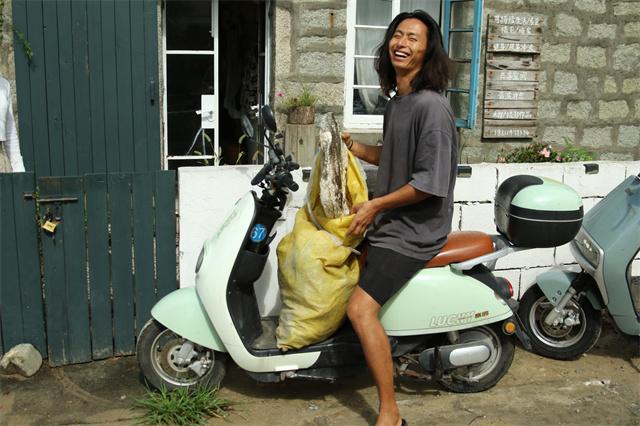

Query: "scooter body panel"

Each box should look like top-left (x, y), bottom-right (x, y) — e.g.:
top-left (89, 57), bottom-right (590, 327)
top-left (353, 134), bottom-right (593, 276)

top-left (535, 268), bottom-right (605, 310)
top-left (195, 192), bottom-right (321, 372)
top-left (380, 267), bottom-right (513, 335)
top-left (151, 287), bottom-right (226, 352)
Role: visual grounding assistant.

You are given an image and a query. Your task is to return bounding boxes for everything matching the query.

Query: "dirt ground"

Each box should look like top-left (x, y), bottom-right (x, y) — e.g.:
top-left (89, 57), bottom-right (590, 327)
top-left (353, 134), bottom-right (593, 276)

top-left (1, 319), bottom-right (639, 426)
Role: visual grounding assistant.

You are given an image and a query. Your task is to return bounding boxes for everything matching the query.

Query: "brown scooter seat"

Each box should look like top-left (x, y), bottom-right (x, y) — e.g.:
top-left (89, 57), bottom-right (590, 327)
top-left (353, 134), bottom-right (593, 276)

top-left (425, 231), bottom-right (494, 268)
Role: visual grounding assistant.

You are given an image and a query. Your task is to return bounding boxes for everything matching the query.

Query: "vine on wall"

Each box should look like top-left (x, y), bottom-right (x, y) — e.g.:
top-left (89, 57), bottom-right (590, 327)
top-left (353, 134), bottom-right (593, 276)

top-left (0, 0), bottom-right (33, 61)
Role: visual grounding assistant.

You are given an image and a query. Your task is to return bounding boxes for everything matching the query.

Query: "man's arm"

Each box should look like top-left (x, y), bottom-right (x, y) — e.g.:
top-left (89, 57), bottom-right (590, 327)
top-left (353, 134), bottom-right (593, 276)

top-left (346, 184), bottom-right (430, 236)
top-left (340, 132), bottom-right (382, 166)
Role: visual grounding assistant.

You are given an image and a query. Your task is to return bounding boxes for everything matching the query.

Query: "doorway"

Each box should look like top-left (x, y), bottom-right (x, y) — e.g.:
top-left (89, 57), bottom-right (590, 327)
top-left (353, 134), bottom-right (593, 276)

top-left (162, 0), bottom-right (270, 169)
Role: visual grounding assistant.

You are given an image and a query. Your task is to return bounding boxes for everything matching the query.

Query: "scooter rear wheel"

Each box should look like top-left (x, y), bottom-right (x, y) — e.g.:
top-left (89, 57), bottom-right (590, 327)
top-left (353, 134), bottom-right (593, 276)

top-left (519, 285), bottom-right (602, 360)
top-left (136, 319), bottom-right (227, 390)
top-left (438, 324), bottom-right (515, 393)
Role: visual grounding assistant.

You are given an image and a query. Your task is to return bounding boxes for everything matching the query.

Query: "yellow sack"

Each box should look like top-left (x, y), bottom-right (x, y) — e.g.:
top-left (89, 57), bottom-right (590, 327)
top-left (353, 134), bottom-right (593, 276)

top-left (275, 151), bottom-right (368, 350)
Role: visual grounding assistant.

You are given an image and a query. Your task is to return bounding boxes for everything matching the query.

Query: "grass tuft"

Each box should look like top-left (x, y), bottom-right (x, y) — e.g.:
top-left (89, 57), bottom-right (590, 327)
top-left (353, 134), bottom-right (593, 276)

top-left (133, 385), bottom-right (232, 425)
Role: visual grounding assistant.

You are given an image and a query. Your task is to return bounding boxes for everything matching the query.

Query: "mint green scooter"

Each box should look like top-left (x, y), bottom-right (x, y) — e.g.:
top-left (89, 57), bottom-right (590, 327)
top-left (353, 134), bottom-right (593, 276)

top-left (519, 173), bottom-right (640, 360)
top-left (136, 106), bottom-right (546, 394)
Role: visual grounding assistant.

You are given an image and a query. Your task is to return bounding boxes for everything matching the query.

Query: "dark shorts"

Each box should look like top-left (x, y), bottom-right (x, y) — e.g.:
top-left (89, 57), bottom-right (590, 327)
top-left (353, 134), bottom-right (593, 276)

top-left (358, 243), bottom-right (427, 306)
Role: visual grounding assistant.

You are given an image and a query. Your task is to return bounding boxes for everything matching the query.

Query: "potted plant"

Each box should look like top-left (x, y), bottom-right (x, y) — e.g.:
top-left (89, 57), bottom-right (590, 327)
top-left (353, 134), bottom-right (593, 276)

top-left (276, 87), bottom-right (318, 125)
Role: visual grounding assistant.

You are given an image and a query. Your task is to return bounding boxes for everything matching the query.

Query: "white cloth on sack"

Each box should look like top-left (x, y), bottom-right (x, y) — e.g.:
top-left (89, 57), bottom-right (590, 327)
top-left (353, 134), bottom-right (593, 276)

top-left (0, 76), bottom-right (25, 172)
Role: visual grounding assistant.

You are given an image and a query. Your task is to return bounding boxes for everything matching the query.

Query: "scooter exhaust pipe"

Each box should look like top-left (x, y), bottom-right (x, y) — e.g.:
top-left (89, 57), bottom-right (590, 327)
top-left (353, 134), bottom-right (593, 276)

top-left (419, 339), bottom-right (493, 372)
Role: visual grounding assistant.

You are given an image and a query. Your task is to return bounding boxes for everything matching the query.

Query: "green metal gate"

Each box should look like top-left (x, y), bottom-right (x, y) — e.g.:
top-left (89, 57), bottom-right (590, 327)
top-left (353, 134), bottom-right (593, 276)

top-left (0, 171), bottom-right (176, 366)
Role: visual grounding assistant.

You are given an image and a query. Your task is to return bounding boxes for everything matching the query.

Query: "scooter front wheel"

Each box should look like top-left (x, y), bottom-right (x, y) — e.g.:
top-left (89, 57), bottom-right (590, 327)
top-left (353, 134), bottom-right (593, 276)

top-left (519, 285), bottom-right (602, 360)
top-left (438, 324), bottom-right (515, 393)
top-left (136, 319), bottom-right (227, 390)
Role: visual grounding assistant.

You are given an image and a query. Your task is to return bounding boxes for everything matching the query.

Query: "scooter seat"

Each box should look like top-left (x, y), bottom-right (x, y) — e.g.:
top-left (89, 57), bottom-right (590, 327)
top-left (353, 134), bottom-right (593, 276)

top-left (425, 231), bottom-right (494, 268)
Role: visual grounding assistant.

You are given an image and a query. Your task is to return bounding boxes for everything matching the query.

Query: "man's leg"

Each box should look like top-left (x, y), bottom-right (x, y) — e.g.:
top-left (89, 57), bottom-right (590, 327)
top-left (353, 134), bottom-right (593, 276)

top-left (347, 286), bottom-right (401, 426)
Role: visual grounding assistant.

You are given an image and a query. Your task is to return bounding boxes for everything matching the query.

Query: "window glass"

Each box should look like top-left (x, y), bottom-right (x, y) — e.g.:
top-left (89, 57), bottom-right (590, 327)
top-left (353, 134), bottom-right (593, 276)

top-left (355, 28), bottom-right (386, 55)
top-left (166, 0), bottom-right (212, 50)
top-left (400, 0), bottom-right (441, 19)
top-left (353, 89), bottom-right (388, 116)
top-left (356, 0), bottom-right (391, 26)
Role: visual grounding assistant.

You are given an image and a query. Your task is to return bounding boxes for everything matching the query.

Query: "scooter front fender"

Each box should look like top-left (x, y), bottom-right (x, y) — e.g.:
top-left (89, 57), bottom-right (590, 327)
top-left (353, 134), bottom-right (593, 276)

top-left (536, 269), bottom-right (604, 310)
top-left (151, 287), bottom-right (227, 352)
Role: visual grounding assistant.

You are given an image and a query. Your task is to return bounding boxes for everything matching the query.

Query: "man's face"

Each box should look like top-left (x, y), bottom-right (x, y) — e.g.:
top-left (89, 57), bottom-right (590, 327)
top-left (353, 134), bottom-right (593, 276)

top-left (388, 18), bottom-right (428, 74)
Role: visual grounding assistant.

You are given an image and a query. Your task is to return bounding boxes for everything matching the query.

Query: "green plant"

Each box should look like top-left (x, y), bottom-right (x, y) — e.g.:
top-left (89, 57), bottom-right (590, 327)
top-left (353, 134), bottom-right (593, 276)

top-left (496, 139), bottom-right (596, 164)
top-left (133, 385), bottom-right (232, 426)
top-left (275, 86), bottom-right (318, 113)
top-left (0, 0), bottom-right (33, 62)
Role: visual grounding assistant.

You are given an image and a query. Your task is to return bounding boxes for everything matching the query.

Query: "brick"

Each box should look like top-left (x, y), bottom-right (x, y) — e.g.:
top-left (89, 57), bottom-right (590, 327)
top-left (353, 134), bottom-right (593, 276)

top-left (599, 100), bottom-right (629, 120)
top-left (460, 203), bottom-right (495, 233)
top-left (624, 22), bottom-right (640, 38)
top-left (567, 101), bottom-right (592, 119)
top-left (451, 204), bottom-right (462, 231)
top-left (582, 127), bottom-right (613, 147)
top-left (585, 76), bottom-right (599, 93)
top-left (554, 242), bottom-right (575, 265)
top-left (497, 163), bottom-right (564, 187)
top-left (541, 43), bottom-right (571, 64)
top-left (538, 100), bottom-right (562, 119)
top-left (636, 99), bottom-right (640, 119)
top-left (562, 163), bottom-right (626, 197)
top-left (613, 43), bottom-right (640, 72)
top-left (604, 76), bottom-right (618, 93)
top-left (588, 23), bottom-right (617, 39)
top-left (556, 13), bottom-right (582, 37)
top-left (623, 77), bottom-right (640, 93)
top-left (454, 164), bottom-right (498, 202)
top-left (575, 0), bottom-right (606, 14)
top-left (553, 71), bottom-right (578, 95)
top-left (577, 46), bottom-right (607, 68)
top-left (614, 2), bottom-right (640, 16)
top-left (542, 126), bottom-right (576, 145)
top-left (618, 126), bottom-right (640, 148)
top-left (299, 8), bottom-right (347, 35)
top-left (496, 249), bottom-right (555, 270)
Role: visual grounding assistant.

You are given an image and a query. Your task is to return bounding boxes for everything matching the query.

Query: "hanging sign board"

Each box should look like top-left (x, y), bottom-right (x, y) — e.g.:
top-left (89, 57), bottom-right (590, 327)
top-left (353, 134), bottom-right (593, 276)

top-left (483, 15), bottom-right (542, 140)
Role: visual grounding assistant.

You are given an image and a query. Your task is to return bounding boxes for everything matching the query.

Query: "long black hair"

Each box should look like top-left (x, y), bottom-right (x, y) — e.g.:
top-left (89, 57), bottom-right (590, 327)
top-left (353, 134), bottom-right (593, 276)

top-left (375, 10), bottom-right (451, 96)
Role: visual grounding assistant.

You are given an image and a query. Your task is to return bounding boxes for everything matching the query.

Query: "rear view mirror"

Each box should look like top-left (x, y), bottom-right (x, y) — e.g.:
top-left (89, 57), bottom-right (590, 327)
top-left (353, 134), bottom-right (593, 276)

top-left (261, 105), bottom-right (277, 132)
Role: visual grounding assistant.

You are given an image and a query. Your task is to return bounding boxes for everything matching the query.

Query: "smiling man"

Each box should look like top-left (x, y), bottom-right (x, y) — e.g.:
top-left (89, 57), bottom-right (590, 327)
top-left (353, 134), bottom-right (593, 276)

top-left (340, 10), bottom-right (457, 426)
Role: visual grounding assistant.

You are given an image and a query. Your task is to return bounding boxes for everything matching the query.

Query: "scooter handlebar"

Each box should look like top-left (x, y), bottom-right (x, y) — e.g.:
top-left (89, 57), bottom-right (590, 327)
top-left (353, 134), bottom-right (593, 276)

top-left (251, 162), bottom-right (273, 186)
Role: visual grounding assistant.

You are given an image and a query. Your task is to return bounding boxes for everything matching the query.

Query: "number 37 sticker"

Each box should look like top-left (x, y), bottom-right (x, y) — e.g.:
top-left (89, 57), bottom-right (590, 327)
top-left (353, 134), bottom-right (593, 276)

top-left (250, 224), bottom-right (267, 243)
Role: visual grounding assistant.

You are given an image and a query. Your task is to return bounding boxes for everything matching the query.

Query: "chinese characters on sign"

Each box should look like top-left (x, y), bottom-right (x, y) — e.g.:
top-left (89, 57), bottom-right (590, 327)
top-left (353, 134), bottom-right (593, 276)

top-left (483, 14), bottom-right (542, 139)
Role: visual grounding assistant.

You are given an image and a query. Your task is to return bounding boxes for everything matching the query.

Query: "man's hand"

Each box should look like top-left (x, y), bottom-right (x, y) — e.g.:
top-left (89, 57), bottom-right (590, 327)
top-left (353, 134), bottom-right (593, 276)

top-left (346, 200), bottom-right (381, 236)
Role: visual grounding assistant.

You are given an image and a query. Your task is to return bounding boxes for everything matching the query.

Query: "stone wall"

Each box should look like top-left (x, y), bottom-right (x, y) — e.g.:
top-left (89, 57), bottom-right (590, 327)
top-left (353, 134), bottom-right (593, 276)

top-left (272, 0), bottom-right (640, 160)
top-left (0, 0), bottom-right (17, 111)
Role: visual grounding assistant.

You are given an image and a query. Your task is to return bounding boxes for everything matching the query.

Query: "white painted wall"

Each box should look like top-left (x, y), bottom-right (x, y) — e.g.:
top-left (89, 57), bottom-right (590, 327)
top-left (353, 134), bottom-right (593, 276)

top-left (179, 161), bottom-right (640, 315)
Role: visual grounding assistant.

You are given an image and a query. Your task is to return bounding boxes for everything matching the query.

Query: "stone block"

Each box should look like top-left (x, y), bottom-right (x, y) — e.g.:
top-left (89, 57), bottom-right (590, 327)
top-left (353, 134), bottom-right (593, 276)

top-left (599, 100), bottom-right (629, 120)
top-left (275, 7), bottom-right (292, 77)
top-left (562, 162), bottom-right (626, 197)
top-left (588, 23), bottom-right (617, 39)
top-left (299, 8), bottom-right (347, 35)
top-left (298, 52), bottom-right (345, 78)
top-left (577, 46), bottom-right (607, 68)
top-left (575, 0), bottom-right (606, 13)
top-left (553, 71), bottom-right (578, 95)
top-left (567, 101), bottom-right (592, 119)
top-left (582, 127), bottom-right (613, 147)
top-left (637, 99), bottom-right (640, 119)
top-left (613, 43), bottom-right (640, 72)
top-left (614, 2), bottom-right (640, 16)
top-left (600, 152), bottom-right (635, 161)
top-left (543, 126), bottom-right (576, 145)
top-left (626, 161), bottom-right (640, 177)
top-left (541, 43), bottom-right (571, 64)
top-left (618, 126), bottom-right (640, 148)
top-left (556, 13), bottom-right (582, 37)
top-left (604, 76), bottom-right (618, 93)
top-left (497, 163), bottom-right (565, 187)
top-left (0, 343), bottom-right (42, 377)
top-left (538, 100), bottom-right (562, 119)
top-left (454, 164), bottom-right (498, 202)
top-left (277, 81), bottom-right (344, 110)
top-left (460, 203), bottom-right (495, 233)
top-left (296, 36), bottom-right (346, 53)
top-left (554, 242), bottom-right (575, 265)
top-left (539, 70), bottom-right (547, 92)
top-left (623, 78), bottom-right (640, 94)
top-left (624, 22), bottom-right (640, 38)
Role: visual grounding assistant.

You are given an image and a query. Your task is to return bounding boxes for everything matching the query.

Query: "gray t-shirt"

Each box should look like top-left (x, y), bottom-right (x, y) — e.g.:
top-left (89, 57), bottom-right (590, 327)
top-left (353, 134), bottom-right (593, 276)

top-left (367, 89), bottom-right (458, 260)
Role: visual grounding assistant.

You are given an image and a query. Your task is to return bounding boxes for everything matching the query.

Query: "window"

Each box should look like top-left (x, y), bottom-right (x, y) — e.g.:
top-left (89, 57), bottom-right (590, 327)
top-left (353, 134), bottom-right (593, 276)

top-left (343, 0), bottom-right (482, 130)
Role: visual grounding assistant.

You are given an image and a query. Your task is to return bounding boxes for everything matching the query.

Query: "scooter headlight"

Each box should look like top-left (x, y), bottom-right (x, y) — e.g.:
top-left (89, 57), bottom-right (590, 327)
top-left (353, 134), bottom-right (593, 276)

top-left (572, 228), bottom-right (600, 269)
top-left (195, 245), bottom-right (206, 274)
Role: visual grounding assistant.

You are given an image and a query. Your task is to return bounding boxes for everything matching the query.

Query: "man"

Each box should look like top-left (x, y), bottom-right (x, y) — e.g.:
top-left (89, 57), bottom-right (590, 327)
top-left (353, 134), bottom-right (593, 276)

top-left (0, 75), bottom-right (25, 172)
top-left (341, 10), bottom-right (457, 426)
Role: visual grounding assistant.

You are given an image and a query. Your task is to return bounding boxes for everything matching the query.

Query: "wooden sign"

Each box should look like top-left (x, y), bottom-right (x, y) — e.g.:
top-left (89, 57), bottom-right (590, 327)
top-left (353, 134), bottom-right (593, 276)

top-left (483, 14), bottom-right (542, 140)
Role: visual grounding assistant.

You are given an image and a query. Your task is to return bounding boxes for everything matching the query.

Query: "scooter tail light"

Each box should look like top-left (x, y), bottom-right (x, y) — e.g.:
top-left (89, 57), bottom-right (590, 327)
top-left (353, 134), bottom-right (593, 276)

top-left (497, 277), bottom-right (514, 298)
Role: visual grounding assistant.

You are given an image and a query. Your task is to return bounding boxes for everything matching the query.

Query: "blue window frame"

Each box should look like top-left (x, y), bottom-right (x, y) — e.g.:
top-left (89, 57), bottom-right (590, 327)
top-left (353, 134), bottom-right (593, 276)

top-left (442, 0), bottom-right (483, 129)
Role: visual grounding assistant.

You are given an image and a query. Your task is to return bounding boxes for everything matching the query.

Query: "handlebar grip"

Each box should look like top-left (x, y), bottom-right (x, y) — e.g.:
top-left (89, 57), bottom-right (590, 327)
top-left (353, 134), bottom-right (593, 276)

top-left (281, 173), bottom-right (299, 192)
top-left (251, 163), bottom-right (272, 186)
